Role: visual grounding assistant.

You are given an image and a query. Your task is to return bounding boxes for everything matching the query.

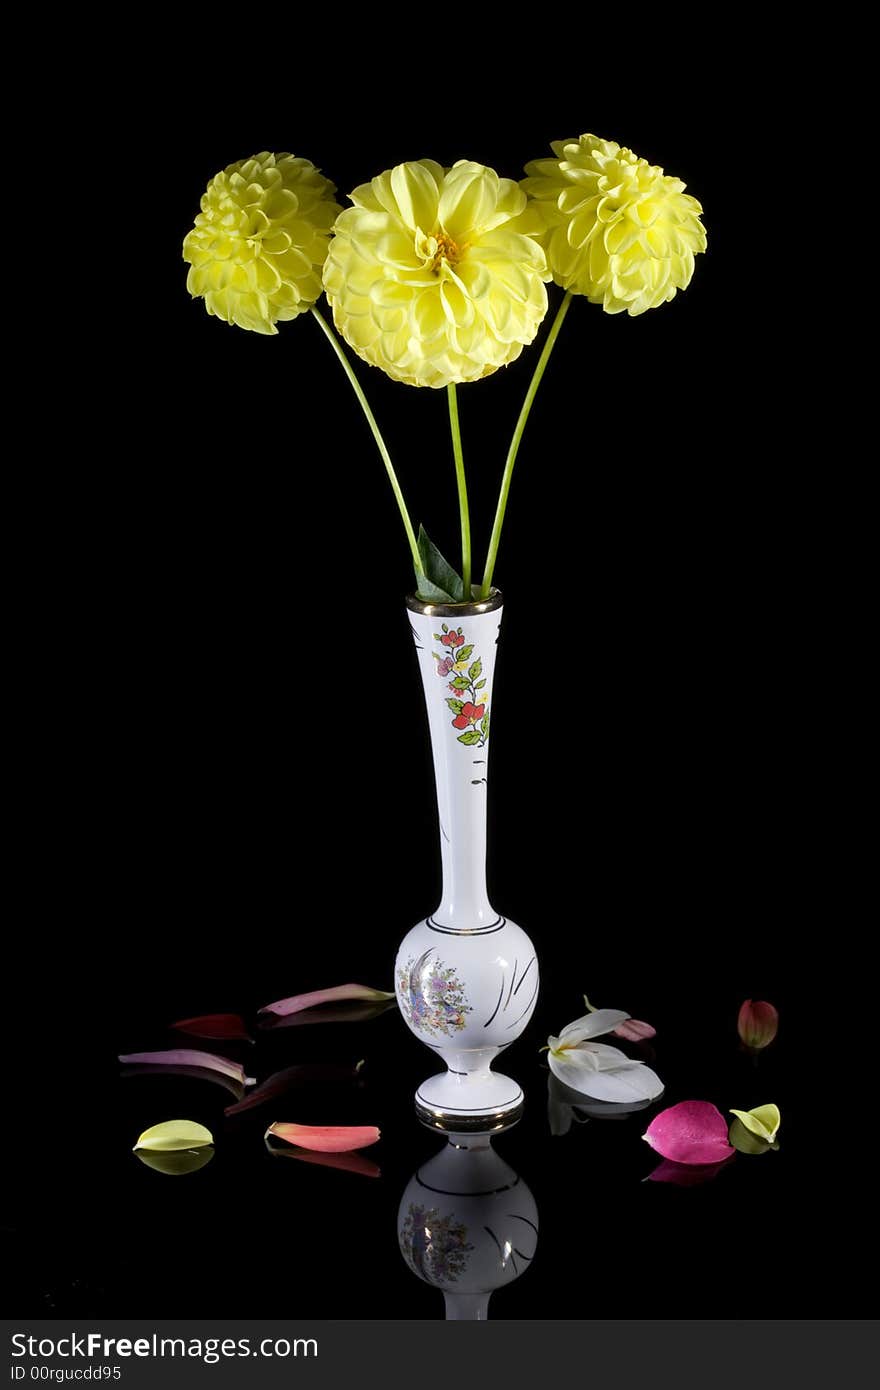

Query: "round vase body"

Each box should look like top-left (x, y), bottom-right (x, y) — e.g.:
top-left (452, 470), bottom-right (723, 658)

top-left (396, 593), bottom-right (539, 1124)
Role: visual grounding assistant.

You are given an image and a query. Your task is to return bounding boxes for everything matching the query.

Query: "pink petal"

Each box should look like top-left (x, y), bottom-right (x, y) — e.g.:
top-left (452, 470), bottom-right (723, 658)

top-left (646, 1156), bottom-right (735, 1186)
top-left (258, 998), bottom-right (397, 1029)
top-left (259, 983), bottom-right (395, 1018)
top-left (613, 1018), bottom-right (656, 1041)
top-left (737, 1000), bottom-right (779, 1049)
top-left (267, 1146), bottom-right (381, 1179)
top-left (642, 1101), bottom-right (735, 1165)
top-left (171, 1013), bottom-right (254, 1043)
top-left (118, 1049), bottom-right (249, 1088)
top-left (224, 1063), bottom-right (359, 1117)
top-left (265, 1122), bottom-right (380, 1153)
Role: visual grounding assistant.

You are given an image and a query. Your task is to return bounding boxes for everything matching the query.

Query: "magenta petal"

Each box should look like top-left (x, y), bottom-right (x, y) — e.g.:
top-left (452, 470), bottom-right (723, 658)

top-left (642, 1101), bottom-right (735, 1164)
top-left (171, 1013), bottom-right (254, 1043)
top-left (647, 1156), bottom-right (735, 1186)
top-left (613, 1018), bottom-right (656, 1041)
top-left (258, 983), bottom-right (394, 1018)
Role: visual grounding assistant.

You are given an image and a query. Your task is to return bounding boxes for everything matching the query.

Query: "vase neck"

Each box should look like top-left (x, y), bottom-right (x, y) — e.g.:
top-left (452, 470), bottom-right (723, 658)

top-left (408, 602), bottom-right (502, 931)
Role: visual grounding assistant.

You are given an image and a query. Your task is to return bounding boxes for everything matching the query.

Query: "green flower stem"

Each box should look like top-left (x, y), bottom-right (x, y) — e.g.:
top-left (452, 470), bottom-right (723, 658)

top-left (479, 290), bottom-right (573, 598)
top-left (447, 384), bottom-right (471, 598)
top-left (311, 306), bottom-right (423, 579)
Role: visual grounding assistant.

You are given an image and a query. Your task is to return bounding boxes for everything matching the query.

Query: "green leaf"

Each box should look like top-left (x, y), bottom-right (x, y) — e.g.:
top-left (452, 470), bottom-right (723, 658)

top-left (133, 1120), bottom-right (214, 1153)
top-left (475, 678), bottom-right (487, 689)
top-left (446, 698), bottom-right (464, 714)
top-left (418, 525), bottom-right (464, 602)
top-left (481, 712), bottom-right (490, 735)
top-left (451, 676), bottom-right (469, 690)
top-left (433, 633), bottom-right (443, 641)
top-left (441, 623), bottom-right (448, 632)
top-left (416, 575), bottom-right (458, 603)
top-left (456, 645), bottom-right (474, 662)
top-left (469, 659), bottom-right (482, 680)
top-left (457, 731), bottom-right (482, 745)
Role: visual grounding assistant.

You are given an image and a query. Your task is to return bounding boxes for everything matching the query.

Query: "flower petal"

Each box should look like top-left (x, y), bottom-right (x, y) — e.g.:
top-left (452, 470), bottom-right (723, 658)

top-left (258, 998), bottom-right (397, 1029)
top-left (264, 1122), bottom-right (380, 1153)
top-left (119, 1049), bottom-right (251, 1087)
top-left (171, 1013), bottom-right (254, 1043)
top-left (259, 983), bottom-right (395, 1018)
top-left (613, 1018), bottom-right (656, 1041)
top-left (133, 1120), bottom-right (213, 1152)
top-left (558, 1008), bottom-right (630, 1043)
top-left (224, 1063), bottom-right (359, 1117)
top-left (729, 1104), bottom-right (780, 1143)
top-left (643, 1101), bottom-right (735, 1164)
top-left (548, 1047), bottom-right (663, 1102)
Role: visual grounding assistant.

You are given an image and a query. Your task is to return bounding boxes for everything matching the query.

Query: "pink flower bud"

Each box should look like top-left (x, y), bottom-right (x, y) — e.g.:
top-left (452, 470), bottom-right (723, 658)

top-left (737, 1000), bottom-right (779, 1049)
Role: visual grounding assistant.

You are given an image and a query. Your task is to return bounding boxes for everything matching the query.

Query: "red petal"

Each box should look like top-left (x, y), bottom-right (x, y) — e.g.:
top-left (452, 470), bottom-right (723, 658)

top-left (265, 1122), bottom-right (380, 1153)
top-left (171, 1013), bottom-right (254, 1042)
top-left (452, 715), bottom-right (470, 729)
top-left (642, 1101), bottom-right (735, 1165)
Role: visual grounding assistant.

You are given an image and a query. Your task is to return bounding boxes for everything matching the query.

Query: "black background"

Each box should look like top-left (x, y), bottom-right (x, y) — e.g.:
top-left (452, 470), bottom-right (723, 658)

top-left (7, 64), bottom-right (846, 1320)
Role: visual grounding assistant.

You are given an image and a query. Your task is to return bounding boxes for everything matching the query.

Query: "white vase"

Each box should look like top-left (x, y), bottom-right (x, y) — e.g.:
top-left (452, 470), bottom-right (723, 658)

top-left (395, 591), bottom-right (539, 1125)
top-left (398, 1127), bottom-right (539, 1320)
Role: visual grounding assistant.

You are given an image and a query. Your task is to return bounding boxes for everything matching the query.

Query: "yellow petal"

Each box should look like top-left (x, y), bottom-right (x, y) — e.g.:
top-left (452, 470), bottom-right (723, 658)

top-left (133, 1120), bottom-right (214, 1152)
top-left (729, 1104), bottom-right (780, 1143)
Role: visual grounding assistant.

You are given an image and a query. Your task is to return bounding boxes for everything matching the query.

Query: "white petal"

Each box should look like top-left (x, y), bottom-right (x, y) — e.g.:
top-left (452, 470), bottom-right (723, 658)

top-left (558, 1008), bottom-right (630, 1043)
top-left (549, 1049), bottom-right (664, 1102)
top-left (585, 1041), bottom-right (646, 1071)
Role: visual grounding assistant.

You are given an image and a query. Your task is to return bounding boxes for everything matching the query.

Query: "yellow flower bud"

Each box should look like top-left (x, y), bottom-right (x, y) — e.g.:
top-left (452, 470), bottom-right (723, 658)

top-left (523, 134), bottom-right (706, 316)
top-left (183, 152), bottom-right (340, 335)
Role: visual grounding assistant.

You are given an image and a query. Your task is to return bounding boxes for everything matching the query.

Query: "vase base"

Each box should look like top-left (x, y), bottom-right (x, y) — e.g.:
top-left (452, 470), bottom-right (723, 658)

top-left (414, 1071), bottom-right (524, 1129)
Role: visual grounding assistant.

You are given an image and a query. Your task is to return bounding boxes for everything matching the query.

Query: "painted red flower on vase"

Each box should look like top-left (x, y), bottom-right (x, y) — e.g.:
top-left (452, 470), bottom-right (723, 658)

top-left (433, 623), bottom-right (491, 748)
top-left (452, 702), bottom-right (485, 730)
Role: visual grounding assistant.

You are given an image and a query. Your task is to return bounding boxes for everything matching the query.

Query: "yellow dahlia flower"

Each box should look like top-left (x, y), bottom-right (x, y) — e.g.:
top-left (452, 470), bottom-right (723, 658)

top-left (522, 134), bottom-right (706, 316)
top-left (323, 160), bottom-right (549, 388)
top-left (183, 152), bottom-right (340, 335)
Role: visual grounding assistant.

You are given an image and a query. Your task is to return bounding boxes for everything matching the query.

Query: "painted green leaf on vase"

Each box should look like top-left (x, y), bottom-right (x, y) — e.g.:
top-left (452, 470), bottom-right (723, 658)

top-left (469, 659), bottom-right (482, 680)
top-left (446, 698), bottom-right (464, 714)
top-left (457, 731), bottom-right (482, 745)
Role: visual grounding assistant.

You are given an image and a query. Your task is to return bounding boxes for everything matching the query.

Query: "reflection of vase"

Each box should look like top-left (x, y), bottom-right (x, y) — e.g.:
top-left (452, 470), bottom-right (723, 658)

top-left (395, 592), bottom-right (539, 1125)
top-left (398, 1129), bottom-right (538, 1320)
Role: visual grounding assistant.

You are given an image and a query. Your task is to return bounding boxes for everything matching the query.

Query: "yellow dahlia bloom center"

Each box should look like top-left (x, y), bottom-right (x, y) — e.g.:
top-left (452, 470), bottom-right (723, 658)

top-left (523, 133), bottom-right (707, 316)
top-left (323, 158), bottom-right (549, 388)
